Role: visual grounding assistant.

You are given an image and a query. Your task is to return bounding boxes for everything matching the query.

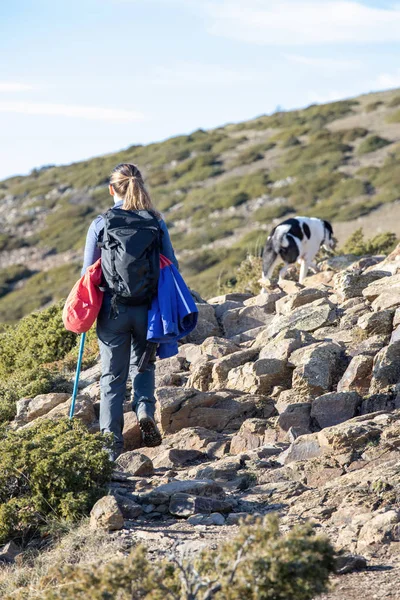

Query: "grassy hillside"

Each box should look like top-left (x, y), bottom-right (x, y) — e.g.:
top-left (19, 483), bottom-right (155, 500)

top-left (1, 87), bottom-right (400, 322)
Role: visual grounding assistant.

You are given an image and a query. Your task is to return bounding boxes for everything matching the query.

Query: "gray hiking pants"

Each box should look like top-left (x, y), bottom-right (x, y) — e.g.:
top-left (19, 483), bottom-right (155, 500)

top-left (96, 294), bottom-right (156, 449)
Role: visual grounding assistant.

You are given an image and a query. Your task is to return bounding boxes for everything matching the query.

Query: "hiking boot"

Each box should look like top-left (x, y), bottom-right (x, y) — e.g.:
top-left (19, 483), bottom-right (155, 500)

top-left (138, 416), bottom-right (162, 447)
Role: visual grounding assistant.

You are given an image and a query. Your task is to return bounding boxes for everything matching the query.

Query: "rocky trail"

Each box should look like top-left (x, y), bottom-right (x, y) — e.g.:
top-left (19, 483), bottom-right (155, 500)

top-left (5, 245), bottom-right (400, 598)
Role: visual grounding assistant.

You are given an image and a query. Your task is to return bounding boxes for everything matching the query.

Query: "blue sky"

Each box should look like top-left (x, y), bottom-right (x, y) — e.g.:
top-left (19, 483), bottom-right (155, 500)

top-left (1, 0), bottom-right (400, 180)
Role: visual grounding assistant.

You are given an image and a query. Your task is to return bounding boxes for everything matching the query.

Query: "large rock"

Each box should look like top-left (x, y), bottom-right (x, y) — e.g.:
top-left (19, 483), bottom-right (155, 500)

top-left (372, 289), bottom-right (400, 312)
top-left (0, 541), bottom-right (21, 564)
top-left (243, 291), bottom-right (284, 309)
top-left (334, 270), bottom-right (390, 302)
top-left (116, 451), bottom-right (154, 476)
top-left (290, 342), bottom-right (344, 397)
top-left (201, 336), bottom-right (240, 359)
top-left (357, 309), bottom-right (394, 336)
top-left (140, 479), bottom-right (225, 501)
top-left (317, 416), bottom-right (383, 452)
top-left (275, 288), bottom-right (329, 316)
top-left (363, 273), bottom-right (400, 301)
top-left (266, 298), bottom-right (337, 338)
top-left (183, 303), bottom-right (220, 344)
top-left (156, 355), bottom-right (189, 386)
top-left (230, 418), bottom-right (270, 454)
top-left (153, 448), bottom-right (206, 469)
top-left (226, 358), bottom-right (293, 395)
top-left (311, 392), bottom-right (361, 429)
top-left (153, 427), bottom-right (227, 456)
top-left (349, 335), bottom-right (387, 358)
top-left (90, 496), bottom-right (124, 531)
top-left (278, 433), bottom-right (322, 464)
top-left (277, 403), bottom-right (311, 434)
top-left (186, 362), bottom-right (214, 392)
top-left (370, 341), bottom-right (400, 393)
top-left (25, 393), bottom-right (71, 422)
top-left (337, 355), bottom-right (374, 394)
top-left (122, 412), bottom-right (142, 450)
top-left (169, 493), bottom-right (233, 517)
top-left (211, 349), bottom-right (259, 388)
top-left (22, 394), bottom-right (96, 428)
top-left (156, 387), bottom-right (259, 434)
top-left (257, 329), bottom-right (315, 360)
top-left (221, 305), bottom-right (274, 338)
top-left (357, 510), bottom-right (400, 553)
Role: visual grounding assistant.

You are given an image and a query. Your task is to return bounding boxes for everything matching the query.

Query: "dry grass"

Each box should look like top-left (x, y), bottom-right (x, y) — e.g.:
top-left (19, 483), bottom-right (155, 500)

top-left (0, 521), bottom-right (123, 599)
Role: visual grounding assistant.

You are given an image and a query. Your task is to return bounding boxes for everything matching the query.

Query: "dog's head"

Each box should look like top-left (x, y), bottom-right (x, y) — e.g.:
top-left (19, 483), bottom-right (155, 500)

top-left (322, 220), bottom-right (337, 251)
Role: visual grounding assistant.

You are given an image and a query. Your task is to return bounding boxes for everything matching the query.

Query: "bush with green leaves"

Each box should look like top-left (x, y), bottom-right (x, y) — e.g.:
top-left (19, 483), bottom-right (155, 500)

top-left (342, 228), bottom-right (398, 256)
top-left (232, 142), bottom-right (276, 167)
top-left (358, 135), bottom-right (391, 155)
top-left (24, 515), bottom-right (334, 600)
top-left (365, 100), bottom-right (384, 112)
top-left (0, 264), bottom-right (32, 298)
top-left (0, 419), bottom-right (113, 545)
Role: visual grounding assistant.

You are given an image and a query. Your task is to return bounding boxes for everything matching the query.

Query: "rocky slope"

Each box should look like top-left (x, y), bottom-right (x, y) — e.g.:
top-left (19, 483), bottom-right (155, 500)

top-left (2, 87), bottom-right (400, 322)
top-left (3, 245), bottom-right (400, 597)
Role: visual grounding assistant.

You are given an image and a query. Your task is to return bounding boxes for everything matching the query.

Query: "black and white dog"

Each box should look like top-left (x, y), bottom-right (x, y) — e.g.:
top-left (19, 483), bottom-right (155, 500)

top-left (259, 217), bottom-right (336, 288)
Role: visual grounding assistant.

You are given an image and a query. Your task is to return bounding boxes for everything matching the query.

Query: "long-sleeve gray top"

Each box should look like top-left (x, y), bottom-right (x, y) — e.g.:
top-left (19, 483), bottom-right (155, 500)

top-left (81, 200), bottom-right (178, 276)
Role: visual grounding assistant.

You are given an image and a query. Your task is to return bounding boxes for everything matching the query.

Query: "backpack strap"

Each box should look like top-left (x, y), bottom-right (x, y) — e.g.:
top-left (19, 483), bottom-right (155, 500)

top-left (97, 209), bottom-right (120, 319)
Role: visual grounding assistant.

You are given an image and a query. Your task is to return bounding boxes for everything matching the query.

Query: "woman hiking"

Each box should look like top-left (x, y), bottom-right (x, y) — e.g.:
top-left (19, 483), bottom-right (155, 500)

top-left (82, 163), bottom-right (179, 460)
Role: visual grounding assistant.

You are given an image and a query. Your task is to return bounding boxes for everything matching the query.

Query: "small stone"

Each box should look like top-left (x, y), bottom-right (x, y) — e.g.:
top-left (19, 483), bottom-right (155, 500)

top-left (90, 496), bottom-right (124, 531)
top-left (0, 541), bottom-right (21, 563)
top-left (202, 512), bottom-right (225, 526)
top-left (116, 452), bottom-right (154, 476)
top-left (334, 554), bottom-right (368, 575)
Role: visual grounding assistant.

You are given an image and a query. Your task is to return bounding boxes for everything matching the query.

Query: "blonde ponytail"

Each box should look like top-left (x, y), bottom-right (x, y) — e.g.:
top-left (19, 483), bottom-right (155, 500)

top-left (109, 163), bottom-right (160, 217)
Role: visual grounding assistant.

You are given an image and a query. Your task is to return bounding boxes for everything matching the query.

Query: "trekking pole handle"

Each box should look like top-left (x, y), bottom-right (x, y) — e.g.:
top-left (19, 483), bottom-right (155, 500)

top-left (69, 332), bottom-right (86, 419)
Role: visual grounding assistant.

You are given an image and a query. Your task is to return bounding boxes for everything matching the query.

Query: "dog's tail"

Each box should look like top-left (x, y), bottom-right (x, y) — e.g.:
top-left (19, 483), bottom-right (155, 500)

top-left (262, 235), bottom-right (278, 279)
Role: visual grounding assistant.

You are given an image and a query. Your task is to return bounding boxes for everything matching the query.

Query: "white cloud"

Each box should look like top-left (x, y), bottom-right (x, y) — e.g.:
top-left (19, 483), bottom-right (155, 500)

top-left (0, 82), bottom-right (34, 92)
top-left (200, 1), bottom-right (400, 46)
top-left (147, 62), bottom-right (259, 86)
top-left (375, 70), bottom-right (400, 89)
top-left (284, 54), bottom-right (361, 70)
top-left (0, 102), bottom-right (145, 122)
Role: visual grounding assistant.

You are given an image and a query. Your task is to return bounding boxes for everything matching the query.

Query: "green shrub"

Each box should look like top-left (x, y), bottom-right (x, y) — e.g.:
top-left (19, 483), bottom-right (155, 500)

top-left (0, 264), bottom-right (80, 324)
top-left (342, 228), bottom-right (398, 256)
top-left (386, 109), bottom-right (400, 123)
top-left (338, 127), bottom-right (368, 142)
top-left (232, 142), bottom-right (276, 167)
top-left (0, 419), bottom-right (113, 545)
top-left (358, 135), bottom-right (391, 155)
top-left (0, 233), bottom-right (27, 253)
top-left (330, 177), bottom-right (370, 201)
top-left (36, 203), bottom-right (95, 253)
top-left (27, 515), bottom-right (334, 600)
top-left (0, 265), bottom-right (32, 298)
top-left (223, 255), bottom-right (263, 295)
top-left (365, 100), bottom-right (384, 112)
top-left (388, 95), bottom-right (400, 108)
top-left (0, 301), bottom-right (76, 377)
top-left (253, 203), bottom-right (293, 223)
top-left (336, 199), bottom-right (380, 221)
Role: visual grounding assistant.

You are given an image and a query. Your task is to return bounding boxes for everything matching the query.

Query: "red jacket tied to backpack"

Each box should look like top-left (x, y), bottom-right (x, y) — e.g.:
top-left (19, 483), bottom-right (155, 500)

top-left (62, 258), bottom-right (104, 334)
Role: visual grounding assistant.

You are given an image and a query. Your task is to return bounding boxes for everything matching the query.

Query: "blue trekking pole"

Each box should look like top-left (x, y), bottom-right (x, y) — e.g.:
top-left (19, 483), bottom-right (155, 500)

top-left (69, 332), bottom-right (86, 419)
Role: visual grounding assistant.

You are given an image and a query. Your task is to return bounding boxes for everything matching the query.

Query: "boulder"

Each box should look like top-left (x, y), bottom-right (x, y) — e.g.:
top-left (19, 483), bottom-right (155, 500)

top-left (156, 387), bottom-right (259, 434)
top-left (290, 342), bottom-right (344, 397)
top-left (116, 451), bottom-right (154, 476)
top-left (122, 412), bottom-right (142, 451)
top-left (372, 289), bottom-right (400, 312)
top-left (311, 392), bottom-right (361, 429)
top-left (23, 394), bottom-right (96, 427)
top-left (363, 273), bottom-right (400, 302)
top-left (226, 358), bottom-right (292, 395)
top-left (211, 349), bottom-right (259, 388)
top-left (201, 336), bottom-right (240, 359)
top-left (169, 493), bottom-right (233, 517)
top-left (90, 496), bottom-right (124, 531)
top-left (278, 434), bottom-right (322, 464)
top-left (337, 355), bottom-right (374, 395)
top-left (153, 448), bottom-right (206, 469)
top-left (230, 418), bottom-right (270, 454)
top-left (155, 427), bottom-right (226, 454)
top-left (360, 393), bottom-right (396, 415)
top-left (26, 393), bottom-right (71, 422)
top-left (0, 541), bottom-right (21, 564)
top-left (357, 510), bottom-right (400, 553)
top-left (213, 300), bottom-right (244, 319)
top-left (221, 305), bottom-right (274, 338)
top-left (194, 456), bottom-right (243, 481)
top-left (317, 417), bottom-right (382, 452)
top-left (266, 298), bottom-right (337, 338)
top-left (79, 363), bottom-right (102, 387)
top-left (334, 554), bottom-right (367, 575)
top-left (275, 287), bottom-right (329, 316)
top-left (370, 341), bottom-right (400, 393)
top-left (257, 329), bottom-right (315, 360)
top-left (208, 293), bottom-right (252, 304)
top-left (183, 303), bottom-right (220, 344)
top-left (115, 494), bottom-right (143, 519)
top-left (143, 479), bottom-right (225, 500)
top-left (357, 309), bottom-right (394, 336)
top-left (243, 291), bottom-right (284, 309)
top-left (349, 335), bottom-right (387, 358)
top-left (277, 403), bottom-right (311, 434)
top-left (156, 355), bottom-right (189, 387)
top-left (334, 270), bottom-right (390, 302)
top-left (186, 362), bottom-right (214, 391)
